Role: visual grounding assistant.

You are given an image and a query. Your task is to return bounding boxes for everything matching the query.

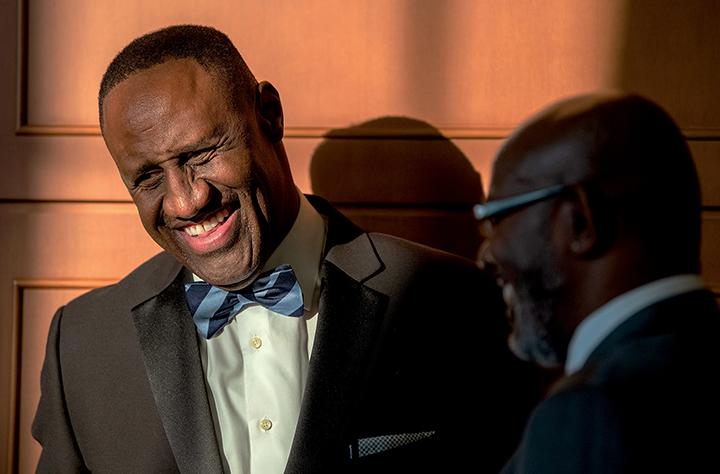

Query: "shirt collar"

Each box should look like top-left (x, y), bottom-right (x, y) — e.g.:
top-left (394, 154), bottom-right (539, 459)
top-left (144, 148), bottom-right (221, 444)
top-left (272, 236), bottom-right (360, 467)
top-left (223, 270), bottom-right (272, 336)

top-left (263, 190), bottom-right (327, 315)
top-left (565, 274), bottom-right (706, 375)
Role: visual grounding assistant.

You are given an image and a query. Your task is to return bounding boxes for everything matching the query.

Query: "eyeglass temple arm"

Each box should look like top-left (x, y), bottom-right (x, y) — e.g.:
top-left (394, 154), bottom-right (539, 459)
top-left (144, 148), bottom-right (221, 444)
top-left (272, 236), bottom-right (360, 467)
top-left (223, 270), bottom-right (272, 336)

top-left (473, 184), bottom-right (568, 220)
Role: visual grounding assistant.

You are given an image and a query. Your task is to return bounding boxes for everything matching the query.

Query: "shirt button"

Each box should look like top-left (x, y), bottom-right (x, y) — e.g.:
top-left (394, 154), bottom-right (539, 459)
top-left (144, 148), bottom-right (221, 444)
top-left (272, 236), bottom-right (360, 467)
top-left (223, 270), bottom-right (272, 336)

top-left (250, 336), bottom-right (263, 349)
top-left (259, 418), bottom-right (273, 431)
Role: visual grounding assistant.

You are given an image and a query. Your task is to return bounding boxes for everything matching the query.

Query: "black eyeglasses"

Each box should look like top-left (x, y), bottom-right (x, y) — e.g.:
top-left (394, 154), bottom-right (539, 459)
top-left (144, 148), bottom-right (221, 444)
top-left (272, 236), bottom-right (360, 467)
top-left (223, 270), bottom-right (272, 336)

top-left (473, 183), bottom-right (571, 235)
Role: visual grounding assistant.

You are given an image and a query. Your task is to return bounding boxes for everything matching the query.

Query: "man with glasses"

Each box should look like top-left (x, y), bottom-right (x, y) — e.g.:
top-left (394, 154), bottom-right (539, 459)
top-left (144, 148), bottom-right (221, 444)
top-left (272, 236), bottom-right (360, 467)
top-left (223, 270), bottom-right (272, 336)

top-left (477, 93), bottom-right (719, 473)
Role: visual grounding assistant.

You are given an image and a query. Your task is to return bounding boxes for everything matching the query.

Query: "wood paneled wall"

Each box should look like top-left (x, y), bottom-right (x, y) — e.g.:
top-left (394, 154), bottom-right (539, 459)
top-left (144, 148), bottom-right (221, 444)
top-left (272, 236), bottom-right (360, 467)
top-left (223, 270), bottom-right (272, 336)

top-left (1, 1), bottom-right (718, 472)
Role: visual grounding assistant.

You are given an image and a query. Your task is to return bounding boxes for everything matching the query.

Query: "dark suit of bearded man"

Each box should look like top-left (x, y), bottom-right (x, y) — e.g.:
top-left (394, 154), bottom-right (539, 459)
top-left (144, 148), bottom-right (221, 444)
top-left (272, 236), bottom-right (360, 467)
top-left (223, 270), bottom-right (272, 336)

top-left (501, 288), bottom-right (720, 474)
top-left (32, 25), bottom-right (534, 473)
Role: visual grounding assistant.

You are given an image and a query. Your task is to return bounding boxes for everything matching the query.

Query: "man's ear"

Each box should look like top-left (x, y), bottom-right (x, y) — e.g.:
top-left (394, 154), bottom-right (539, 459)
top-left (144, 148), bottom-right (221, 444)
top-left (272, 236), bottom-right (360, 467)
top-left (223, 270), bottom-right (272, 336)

top-left (256, 81), bottom-right (284, 142)
top-left (568, 185), bottom-right (603, 257)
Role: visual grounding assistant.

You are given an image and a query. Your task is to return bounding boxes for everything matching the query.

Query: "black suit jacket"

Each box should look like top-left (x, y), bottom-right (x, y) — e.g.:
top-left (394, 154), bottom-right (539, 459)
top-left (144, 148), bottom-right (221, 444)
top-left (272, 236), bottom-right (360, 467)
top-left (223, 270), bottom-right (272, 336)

top-left (502, 289), bottom-right (720, 474)
top-left (33, 197), bottom-right (534, 473)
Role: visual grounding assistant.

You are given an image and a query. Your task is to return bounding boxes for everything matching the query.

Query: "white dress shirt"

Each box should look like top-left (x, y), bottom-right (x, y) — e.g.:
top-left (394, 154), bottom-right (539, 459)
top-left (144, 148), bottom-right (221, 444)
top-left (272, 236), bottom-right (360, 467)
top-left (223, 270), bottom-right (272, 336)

top-left (565, 274), bottom-right (706, 375)
top-left (197, 192), bottom-right (326, 473)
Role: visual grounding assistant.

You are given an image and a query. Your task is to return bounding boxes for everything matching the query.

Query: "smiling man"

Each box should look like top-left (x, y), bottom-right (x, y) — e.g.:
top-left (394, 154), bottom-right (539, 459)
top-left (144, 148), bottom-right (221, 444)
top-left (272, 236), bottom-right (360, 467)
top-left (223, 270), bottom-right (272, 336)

top-left (32, 25), bottom-right (533, 473)
top-left (477, 93), bottom-right (720, 473)
top-left (100, 56), bottom-right (298, 289)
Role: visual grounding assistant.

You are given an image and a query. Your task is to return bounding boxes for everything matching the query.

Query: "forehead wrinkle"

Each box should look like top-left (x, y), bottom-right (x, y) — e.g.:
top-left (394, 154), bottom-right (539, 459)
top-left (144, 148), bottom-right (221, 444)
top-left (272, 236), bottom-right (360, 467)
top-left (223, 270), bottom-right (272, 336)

top-left (121, 91), bottom-right (169, 133)
top-left (114, 59), bottom-right (204, 120)
top-left (129, 94), bottom-right (224, 157)
top-left (165, 123), bottom-right (228, 157)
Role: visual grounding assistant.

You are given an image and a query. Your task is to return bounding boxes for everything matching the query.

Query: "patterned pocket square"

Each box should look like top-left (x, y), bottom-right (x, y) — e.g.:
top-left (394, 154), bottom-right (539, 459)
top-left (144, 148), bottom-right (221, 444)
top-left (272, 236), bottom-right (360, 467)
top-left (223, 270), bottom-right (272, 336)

top-left (350, 430), bottom-right (436, 458)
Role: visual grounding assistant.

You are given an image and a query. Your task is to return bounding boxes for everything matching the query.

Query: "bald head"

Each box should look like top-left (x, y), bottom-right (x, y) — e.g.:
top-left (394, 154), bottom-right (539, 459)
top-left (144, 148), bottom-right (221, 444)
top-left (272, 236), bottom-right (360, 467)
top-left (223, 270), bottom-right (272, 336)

top-left (493, 92), bottom-right (701, 272)
top-left (480, 93), bottom-right (701, 367)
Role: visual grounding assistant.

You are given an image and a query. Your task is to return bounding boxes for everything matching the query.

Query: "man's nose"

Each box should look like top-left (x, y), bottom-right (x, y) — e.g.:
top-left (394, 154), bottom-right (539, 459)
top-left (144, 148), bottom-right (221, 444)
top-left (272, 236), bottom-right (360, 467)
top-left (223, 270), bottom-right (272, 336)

top-left (163, 170), bottom-right (211, 220)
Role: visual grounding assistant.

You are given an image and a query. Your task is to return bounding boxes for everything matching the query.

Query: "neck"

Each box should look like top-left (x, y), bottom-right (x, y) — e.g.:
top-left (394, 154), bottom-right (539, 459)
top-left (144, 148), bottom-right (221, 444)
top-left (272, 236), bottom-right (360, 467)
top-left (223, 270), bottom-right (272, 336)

top-left (559, 246), bottom-right (687, 349)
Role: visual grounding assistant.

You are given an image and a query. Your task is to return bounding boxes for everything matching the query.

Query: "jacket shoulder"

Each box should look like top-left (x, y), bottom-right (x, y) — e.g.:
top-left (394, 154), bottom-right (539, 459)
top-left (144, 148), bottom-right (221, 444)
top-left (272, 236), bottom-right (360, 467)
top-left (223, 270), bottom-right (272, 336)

top-left (368, 232), bottom-right (478, 268)
top-left (324, 231), bottom-right (487, 294)
top-left (63, 251), bottom-right (180, 316)
top-left (365, 232), bottom-right (487, 288)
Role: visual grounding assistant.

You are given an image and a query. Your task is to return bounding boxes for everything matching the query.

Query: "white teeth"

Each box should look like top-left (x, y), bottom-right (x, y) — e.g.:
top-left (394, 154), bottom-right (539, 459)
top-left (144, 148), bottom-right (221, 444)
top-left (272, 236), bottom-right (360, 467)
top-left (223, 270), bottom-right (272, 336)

top-left (183, 209), bottom-right (232, 237)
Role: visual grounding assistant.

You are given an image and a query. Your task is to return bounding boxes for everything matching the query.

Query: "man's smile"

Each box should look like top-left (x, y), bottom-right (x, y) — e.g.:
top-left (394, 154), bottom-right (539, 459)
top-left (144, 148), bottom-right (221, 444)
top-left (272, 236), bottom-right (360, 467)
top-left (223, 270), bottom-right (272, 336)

top-left (182, 208), bottom-right (231, 236)
top-left (176, 207), bottom-right (240, 254)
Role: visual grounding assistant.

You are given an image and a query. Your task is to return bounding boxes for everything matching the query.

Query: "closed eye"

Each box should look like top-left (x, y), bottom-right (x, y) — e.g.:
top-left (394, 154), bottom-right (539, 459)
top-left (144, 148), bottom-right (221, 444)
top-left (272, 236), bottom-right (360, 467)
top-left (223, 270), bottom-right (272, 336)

top-left (132, 170), bottom-right (164, 190)
top-left (180, 141), bottom-right (225, 167)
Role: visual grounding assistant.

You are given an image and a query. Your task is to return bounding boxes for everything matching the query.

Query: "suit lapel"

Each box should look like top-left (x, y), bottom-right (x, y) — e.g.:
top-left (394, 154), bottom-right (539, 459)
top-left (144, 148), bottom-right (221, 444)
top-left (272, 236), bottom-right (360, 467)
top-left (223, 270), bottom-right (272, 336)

top-left (126, 198), bottom-right (365, 473)
top-left (286, 216), bottom-right (389, 472)
top-left (130, 263), bottom-right (224, 474)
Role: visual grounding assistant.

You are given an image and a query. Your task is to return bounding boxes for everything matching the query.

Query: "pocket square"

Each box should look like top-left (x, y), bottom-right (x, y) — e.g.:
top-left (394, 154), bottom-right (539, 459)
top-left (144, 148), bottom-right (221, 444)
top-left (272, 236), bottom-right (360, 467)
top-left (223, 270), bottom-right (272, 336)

top-left (351, 430), bottom-right (436, 458)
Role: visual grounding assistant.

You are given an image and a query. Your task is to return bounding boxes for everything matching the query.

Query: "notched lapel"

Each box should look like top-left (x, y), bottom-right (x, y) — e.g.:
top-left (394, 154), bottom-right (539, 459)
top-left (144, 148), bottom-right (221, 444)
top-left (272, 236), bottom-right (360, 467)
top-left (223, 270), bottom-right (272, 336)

top-left (286, 261), bottom-right (388, 473)
top-left (324, 233), bottom-right (384, 283)
top-left (132, 273), bottom-right (224, 474)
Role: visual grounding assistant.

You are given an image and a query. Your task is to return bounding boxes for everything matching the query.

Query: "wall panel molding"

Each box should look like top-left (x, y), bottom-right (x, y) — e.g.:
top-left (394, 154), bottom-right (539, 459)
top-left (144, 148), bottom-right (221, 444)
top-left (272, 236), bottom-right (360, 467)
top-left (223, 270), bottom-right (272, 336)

top-left (16, 0), bottom-right (720, 139)
top-left (15, 0), bottom-right (27, 133)
top-left (15, 124), bottom-right (720, 140)
top-left (15, 124), bottom-right (519, 139)
top-left (7, 278), bottom-right (115, 474)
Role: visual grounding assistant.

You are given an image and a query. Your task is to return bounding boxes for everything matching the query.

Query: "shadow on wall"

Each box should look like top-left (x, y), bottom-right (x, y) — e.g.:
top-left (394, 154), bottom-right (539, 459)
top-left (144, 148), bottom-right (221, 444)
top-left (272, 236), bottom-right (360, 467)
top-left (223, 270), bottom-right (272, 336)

top-left (310, 116), bottom-right (484, 260)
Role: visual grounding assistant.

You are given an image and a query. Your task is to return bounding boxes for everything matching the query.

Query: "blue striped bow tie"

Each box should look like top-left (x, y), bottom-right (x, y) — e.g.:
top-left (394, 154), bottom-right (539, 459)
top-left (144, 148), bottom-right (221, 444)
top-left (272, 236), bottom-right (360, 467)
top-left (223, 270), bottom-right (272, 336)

top-left (184, 264), bottom-right (304, 339)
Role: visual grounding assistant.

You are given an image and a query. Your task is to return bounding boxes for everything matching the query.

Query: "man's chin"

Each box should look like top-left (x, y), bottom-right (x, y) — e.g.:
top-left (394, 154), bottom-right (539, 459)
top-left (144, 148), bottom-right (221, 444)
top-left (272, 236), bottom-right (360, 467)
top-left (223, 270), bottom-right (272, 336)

top-left (507, 334), bottom-right (534, 363)
top-left (193, 268), bottom-right (257, 288)
top-left (509, 332), bottom-right (562, 369)
top-left (180, 252), bottom-right (261, 289)
top-left (212, 272), bottom-right (262, 291)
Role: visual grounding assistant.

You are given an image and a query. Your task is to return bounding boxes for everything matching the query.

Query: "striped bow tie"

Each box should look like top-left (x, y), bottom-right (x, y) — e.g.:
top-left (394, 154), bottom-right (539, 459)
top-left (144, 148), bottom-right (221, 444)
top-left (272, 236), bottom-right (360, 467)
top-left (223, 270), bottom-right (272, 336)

top-left (184, 264), bottom-right (304, 339)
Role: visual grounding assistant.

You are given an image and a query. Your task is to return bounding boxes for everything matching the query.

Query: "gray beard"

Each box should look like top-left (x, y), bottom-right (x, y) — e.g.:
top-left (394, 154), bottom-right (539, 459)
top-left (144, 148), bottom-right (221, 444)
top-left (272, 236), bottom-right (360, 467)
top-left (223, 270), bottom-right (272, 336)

top-left (507, 264), bottom-right (565, 368)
